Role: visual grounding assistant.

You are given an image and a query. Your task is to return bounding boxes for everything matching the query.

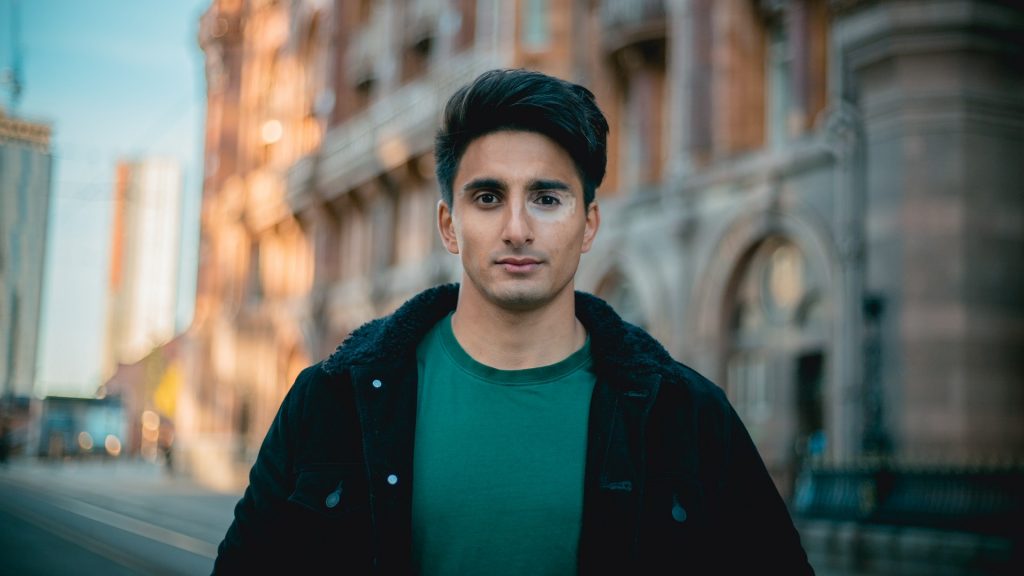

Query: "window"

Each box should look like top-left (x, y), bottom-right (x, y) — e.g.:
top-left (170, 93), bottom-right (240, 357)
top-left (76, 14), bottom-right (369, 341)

top-left (617, 58), bottom-right (666, 191)
top-left (521, 0), bottom-right (549, 50)
top-left (401, 34), bottom-right (432, 84)
top-left (300, 14), bottom-right (327, 154)
top-left (711, 0), bottom-right (765, 156)
top-left (395, 184), bottom-right (434, 265)
top-left (760, 0), bottom-right (828, 144)
top-left (765, 12), bottom-right (792, 148)
top-left (727, 353), bottom-right (771, 422)
top-left (247, 240), bottom-right (263, 304)
top-left (339, 203), bottom-right (370, 280)
top-left (454, 0), bottom-right (477, 52)
top-left (357, 0), bottom-right (373, 25)
top-left (354, 75), bottom-right (375, 112)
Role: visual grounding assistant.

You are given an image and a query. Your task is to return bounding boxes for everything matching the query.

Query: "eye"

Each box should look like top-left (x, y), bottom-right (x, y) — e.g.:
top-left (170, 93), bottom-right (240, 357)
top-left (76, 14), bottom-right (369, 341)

top-left (476, 192), bottom-right (499, 205)
top-left (535, 193), bottom-right (562, 206)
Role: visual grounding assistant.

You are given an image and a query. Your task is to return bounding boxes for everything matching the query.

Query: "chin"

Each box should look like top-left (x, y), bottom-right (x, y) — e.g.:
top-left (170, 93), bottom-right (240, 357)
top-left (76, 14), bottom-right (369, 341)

top-left (490, 290), bottom-right (552, 311)
top-left (486, 278), bottom-right (570, 312)
top-left (463, 268), bottom-right (572, 312)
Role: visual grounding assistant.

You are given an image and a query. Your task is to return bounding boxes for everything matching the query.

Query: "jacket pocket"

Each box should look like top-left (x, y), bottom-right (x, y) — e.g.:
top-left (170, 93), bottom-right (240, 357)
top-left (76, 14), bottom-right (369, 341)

top-left (283, 463), bottom-right (375, 572)
top-left (288, 463), bottom-right (370, 519)
top-left (640, 474), bottom-right (708, 569)
top-left (651, 474), bottom-right (703, 525)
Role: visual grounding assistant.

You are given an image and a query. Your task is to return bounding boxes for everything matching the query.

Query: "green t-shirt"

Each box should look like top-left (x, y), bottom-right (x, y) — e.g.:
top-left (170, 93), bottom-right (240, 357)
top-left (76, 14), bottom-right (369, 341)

top-left (411, 313), bottom-right (596, 576)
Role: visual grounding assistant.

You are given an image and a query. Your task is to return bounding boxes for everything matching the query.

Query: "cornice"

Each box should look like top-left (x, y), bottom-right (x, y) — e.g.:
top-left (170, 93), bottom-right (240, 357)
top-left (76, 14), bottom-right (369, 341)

top-left (0, 114), bottom-right (51, 149)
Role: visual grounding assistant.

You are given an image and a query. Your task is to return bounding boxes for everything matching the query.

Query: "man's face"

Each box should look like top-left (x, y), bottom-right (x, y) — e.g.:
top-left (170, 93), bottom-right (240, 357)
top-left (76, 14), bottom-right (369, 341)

top-left (438, 130), bottom-right (600, 312)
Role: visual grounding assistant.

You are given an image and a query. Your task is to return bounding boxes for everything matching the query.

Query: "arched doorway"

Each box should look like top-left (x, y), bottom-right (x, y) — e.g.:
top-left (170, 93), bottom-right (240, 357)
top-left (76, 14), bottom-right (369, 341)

top-left (725, 236), bottom-right (828, 499)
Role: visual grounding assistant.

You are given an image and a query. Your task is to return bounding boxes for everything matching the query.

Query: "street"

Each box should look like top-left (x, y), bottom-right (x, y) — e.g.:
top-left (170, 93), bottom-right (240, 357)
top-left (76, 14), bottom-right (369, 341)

top-left (0, 459), bottom-right (240, 575)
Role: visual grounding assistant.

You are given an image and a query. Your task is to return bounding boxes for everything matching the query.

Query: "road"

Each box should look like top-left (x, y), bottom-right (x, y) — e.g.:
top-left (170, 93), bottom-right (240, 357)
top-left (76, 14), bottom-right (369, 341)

top-left (0, 459), bottom-right (241, 576)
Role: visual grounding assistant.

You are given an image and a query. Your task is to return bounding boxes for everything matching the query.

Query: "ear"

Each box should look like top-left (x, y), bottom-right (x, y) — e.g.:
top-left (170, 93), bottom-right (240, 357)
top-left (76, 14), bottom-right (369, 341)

top-left (581, 201), bottom-right (600, 254)
top-left (437, 199), bottom-right (459, 254)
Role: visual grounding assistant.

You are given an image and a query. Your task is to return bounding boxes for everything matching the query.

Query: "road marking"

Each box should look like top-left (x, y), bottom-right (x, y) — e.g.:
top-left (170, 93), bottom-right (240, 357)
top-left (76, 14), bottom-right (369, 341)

top-left (0, 493), bottom-right (175, 576)
top-left (49, 497), bottom-right (220, 559)
top-left (0, 473), bottom-right (220, 559)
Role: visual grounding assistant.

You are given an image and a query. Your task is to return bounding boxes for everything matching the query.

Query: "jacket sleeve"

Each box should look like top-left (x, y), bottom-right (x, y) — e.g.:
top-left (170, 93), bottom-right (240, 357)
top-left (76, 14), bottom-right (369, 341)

top-left (719, 401), bottom-right (816, 574)
top-left (210, 365), bottom-right (315, 574)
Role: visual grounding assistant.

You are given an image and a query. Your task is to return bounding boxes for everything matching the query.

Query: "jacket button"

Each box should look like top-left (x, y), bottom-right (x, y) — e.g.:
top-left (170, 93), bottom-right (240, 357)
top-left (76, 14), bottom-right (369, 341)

top-left (372, 379), bottom-right (382, 389)
top-left (671, 494), bottom-right (687, 523)
top-left (386, 474), bottom-right (399, 485)
top-left (325, 482), bottom-right (343, 508)
top-left (325, 491), bottom-right (340, 508)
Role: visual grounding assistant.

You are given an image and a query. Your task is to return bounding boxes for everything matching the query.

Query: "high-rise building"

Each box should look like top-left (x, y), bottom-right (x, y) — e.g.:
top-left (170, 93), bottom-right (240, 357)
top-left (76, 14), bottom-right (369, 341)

top-left (103, 158), bottom-right (183, 378)
top-left (0, 108), bottom-right (52, 449)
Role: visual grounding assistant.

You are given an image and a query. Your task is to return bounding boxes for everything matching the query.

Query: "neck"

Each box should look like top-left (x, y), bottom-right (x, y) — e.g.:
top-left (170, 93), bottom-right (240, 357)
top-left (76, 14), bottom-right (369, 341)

top-left (450, 283), bottom-right (587, 370)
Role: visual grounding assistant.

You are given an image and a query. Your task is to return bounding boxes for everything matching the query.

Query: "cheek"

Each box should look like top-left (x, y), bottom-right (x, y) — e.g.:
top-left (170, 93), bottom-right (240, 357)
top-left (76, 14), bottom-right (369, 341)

top-left (527, 196), bottom-right (577, 224)
top-left (539, 201), bottom-right (586, 245)
top-left (455, 220), bottom-right (489, 257)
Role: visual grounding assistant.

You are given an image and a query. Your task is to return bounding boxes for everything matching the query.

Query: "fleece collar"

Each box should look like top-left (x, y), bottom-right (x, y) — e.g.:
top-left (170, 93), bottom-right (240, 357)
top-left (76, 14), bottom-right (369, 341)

top-left (322, 283), bottom-right (674, 384)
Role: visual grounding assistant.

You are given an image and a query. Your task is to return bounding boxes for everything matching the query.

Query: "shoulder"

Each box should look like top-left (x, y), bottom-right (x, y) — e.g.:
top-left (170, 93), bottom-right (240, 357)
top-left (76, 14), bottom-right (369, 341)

top-left (279, 361), bottom-right (341, 416)
top-left (277, 359), bottom-right (368, 462)
top-left (601, 307), bottom-right (735, 429)
top-left (663, 359), bottom-right (731, 414)
top-left (577, 290), bottom-right (731, 412)
top-left (322, 283), bottom-right (460, 373)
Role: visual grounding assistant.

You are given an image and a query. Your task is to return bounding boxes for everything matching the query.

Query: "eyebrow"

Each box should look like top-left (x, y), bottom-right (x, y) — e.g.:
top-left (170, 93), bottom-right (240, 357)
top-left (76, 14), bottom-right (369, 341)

top-left (460, 177), bottom-right (572, 194)
top-left (527, 179), bottom-right (571, 192)
top-left (462, 177), bottom-right (506, 194)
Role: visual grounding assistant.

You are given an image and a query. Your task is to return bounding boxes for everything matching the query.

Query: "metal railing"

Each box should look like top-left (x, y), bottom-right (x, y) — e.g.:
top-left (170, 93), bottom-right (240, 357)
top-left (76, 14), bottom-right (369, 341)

top-left (793, 461), bottom-right (1024, 536)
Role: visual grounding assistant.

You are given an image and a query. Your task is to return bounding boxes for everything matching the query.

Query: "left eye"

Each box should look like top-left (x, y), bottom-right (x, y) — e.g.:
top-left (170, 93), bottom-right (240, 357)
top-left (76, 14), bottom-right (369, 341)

top-left (536, 194), bottom-right (561, 206)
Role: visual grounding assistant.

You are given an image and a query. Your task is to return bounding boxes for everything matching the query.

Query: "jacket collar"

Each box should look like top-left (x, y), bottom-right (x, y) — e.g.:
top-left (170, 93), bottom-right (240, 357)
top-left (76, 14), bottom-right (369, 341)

top-left (323, 283), bottom-right (675, 387)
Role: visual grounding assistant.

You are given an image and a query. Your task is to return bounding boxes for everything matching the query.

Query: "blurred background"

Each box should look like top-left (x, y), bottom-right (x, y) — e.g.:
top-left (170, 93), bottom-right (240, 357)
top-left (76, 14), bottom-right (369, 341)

top-left (0, 0), bottom-right (1022, 574)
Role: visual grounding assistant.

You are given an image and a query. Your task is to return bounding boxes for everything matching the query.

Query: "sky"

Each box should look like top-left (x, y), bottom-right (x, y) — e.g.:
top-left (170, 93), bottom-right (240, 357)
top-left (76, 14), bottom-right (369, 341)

top-left (0, 0), bottom-right (210, 398)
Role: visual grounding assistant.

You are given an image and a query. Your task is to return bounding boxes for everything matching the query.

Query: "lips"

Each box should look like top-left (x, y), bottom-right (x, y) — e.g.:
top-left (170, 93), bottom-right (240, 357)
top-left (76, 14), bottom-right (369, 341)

top-left (497, 257), bottom-right (542, 273)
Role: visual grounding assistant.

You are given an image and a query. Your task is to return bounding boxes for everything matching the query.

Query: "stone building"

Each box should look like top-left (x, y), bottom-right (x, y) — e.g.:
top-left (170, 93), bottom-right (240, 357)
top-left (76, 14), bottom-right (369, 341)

top-left (191, 0), bottom-right (1023, 570)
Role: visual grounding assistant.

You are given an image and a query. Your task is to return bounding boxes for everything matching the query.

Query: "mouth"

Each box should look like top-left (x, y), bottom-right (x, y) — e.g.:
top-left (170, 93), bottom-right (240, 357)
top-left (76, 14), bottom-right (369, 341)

top-left (496, 257), bottom-right (542, 274)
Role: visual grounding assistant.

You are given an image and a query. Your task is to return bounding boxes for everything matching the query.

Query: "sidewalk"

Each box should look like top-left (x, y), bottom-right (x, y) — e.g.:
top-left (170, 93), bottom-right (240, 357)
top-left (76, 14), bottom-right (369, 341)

top-left (1, 456), bottom-right (237, 496)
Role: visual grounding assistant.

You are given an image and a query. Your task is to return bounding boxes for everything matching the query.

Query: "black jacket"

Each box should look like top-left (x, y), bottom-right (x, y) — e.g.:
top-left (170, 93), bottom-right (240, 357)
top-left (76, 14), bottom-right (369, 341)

top-left (214, 284), bottom-right (814, 574)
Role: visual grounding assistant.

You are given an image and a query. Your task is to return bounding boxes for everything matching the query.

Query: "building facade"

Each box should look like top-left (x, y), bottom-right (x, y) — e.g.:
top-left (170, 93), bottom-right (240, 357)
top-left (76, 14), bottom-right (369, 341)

top-left (192, 0), bottom-right (1023, 571)
top-left (0, 108), bottom-right (53, 453)
top-left (184, 0), bottom-right (324, 490)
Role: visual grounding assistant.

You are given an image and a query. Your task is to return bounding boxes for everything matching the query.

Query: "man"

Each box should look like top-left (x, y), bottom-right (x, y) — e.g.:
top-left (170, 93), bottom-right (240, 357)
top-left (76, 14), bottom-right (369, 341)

top-left (213, 69), bottom-right (814, 575)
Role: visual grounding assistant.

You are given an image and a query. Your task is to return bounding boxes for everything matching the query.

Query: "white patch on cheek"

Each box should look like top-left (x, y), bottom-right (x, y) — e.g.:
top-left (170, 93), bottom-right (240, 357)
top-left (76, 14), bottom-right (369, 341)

top-left (528, 195), bottom-right (577, 223)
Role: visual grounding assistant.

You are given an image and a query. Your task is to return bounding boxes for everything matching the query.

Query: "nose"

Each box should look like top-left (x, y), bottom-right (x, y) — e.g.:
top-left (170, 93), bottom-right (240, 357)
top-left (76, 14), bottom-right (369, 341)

top-left (501, 201), bottom-right (534, 248)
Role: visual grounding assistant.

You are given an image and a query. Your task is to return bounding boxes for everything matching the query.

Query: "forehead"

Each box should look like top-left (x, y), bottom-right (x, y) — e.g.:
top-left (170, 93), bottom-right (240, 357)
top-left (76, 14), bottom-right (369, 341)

top-left (455, 131), bottom-right (580, 189)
